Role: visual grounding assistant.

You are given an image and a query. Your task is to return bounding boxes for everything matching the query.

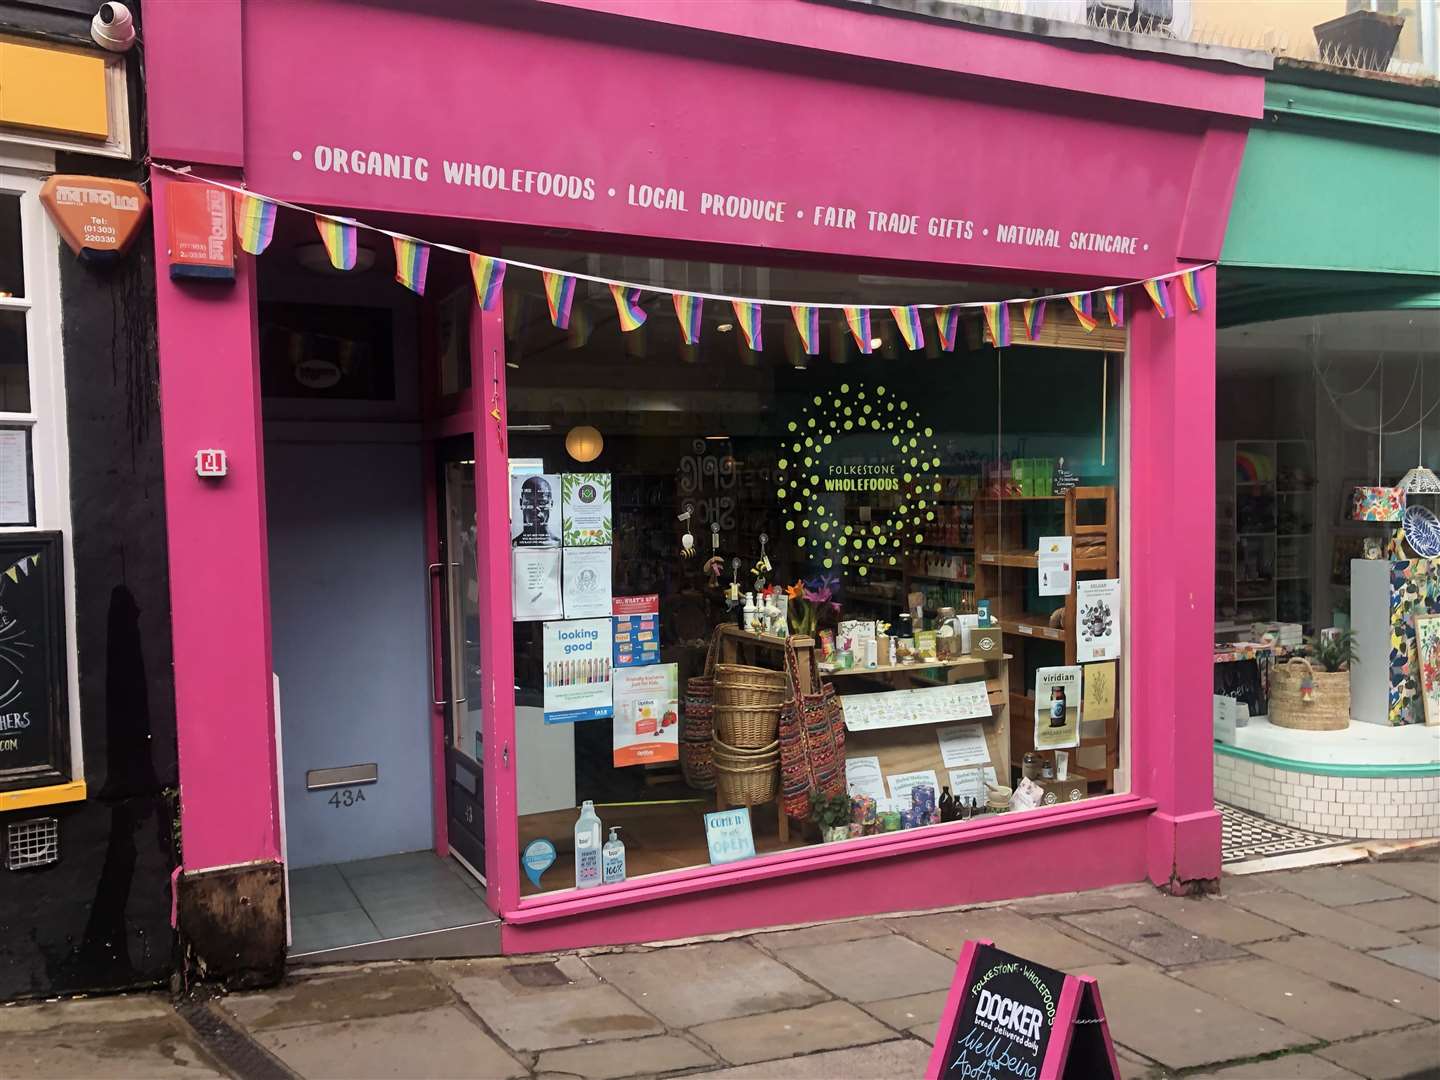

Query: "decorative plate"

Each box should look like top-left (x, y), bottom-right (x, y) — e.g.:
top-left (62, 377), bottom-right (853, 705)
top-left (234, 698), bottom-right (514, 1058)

top-left (1403, 504), bottom-right (1440, 558)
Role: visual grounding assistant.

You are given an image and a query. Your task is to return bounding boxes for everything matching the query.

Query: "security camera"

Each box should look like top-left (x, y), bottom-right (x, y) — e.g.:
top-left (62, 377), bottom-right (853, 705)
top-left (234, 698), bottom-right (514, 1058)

top-left (91, 3), bottom-right (136, 52)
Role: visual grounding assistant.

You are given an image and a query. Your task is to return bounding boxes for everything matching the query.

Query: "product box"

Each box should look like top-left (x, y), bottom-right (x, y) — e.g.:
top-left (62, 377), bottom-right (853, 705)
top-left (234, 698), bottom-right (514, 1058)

top-left (1032, 777), bottom-right (1094, 807)
top-left (971, 628), bottom-right (1003, 659)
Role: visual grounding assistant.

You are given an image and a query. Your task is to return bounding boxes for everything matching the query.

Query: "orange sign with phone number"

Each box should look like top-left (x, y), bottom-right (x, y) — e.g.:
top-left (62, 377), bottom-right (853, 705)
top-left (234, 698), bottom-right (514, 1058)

top-left (39, 175), bottom-right (149, 261)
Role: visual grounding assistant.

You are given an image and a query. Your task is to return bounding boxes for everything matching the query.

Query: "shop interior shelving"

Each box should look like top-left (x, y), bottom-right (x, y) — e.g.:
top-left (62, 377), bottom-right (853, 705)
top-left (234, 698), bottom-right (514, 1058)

top-left (1215, 439), bottom-right (1314, 629)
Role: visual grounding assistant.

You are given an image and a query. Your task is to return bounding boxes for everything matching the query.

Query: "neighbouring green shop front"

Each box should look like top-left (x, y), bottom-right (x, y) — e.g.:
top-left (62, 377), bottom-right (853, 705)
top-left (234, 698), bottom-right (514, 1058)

top-left (1212, 59), bottom-right (1440, 845)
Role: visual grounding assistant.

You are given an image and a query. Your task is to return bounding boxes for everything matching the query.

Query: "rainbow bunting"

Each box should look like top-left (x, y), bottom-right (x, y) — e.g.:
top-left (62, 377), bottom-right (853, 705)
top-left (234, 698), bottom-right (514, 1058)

top-left (673, 293), bottom-right (703, 345)
top-left (1143, 277), bottom-right (1172, 318)
top-left (1022, 299), bottom-right (1047, 340)
top-left (842, 307), bottom-right (872, 354)
top-left (790, 305), bottom-right (820, 355)
top-left (732, 300), bottom-right (763, 351)
top-left (890, 306), bottom-right (925, 350)
top-left (468, 254), bottom-right (506, 311)
top-left (1179, 269), bottom-right (1205, 313)
top-left (392, 236), bottom-right (430, 295)
top-left (609, 284), bottom-right (648, 331)
top-left (933, 306), bottom-right (960, 352)
top-left (315, 216), bottom-right (357, 271)
top-left (543, 271), bottom-right (576, 329)
top-left (1102, 288), bottom-right (1125, 328)
top-left (232, 191), bottom-right (276, 255)
top-left (982, 301), bottom-right (1011, 347)
top-left (1067, 293), bottom-right (1098, 332)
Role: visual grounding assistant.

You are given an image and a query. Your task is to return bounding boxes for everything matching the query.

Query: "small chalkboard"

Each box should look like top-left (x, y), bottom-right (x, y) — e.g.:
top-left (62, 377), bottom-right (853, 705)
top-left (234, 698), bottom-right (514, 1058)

top-left (0, 533), bottom-right (69, 791)
top-left (927, 940), bottom-right (1119, 1080)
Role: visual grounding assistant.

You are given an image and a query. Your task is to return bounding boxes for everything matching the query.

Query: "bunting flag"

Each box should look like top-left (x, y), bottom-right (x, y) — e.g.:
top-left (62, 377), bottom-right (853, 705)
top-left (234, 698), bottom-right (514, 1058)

top-left (890, 306), bottom-right (925, 350)
top-left (1179, 269), bottom-right (1205, 313)
top-left (1067, 293), bottom-right (1098, 332)
top-left (315, 216), bottom-right (357, 271)
top-left (543, 271), bottom-right (576, 329)
top-left (982, 301), bottom-right (1011, 347)
top-left (468, 253), bottom-right (506, 311)
top-left (1022, 298), bottom-right (1047, 340)
top-left (610, 284), bottom-right (648, 332)
top-left (1102, 288), bottom-right (1125, 328)
top-left (842, 307), bottom-right (872, 354)
top-left (732, 300), bottom-right (763, 351)
top-left (567, 302), bottom-right (594, 350)
top-left (392, 236), bottom-right (430, 295)
top-left (791, 305), bottom-right (820, 355)
top-left (4, 567), bottom-right (15, 584)
top-left (933, 306), bottom-right (961, 352)
top-left (1143, 277), bottom-right (1172, 318)
top-left (232, 191), bottom-right (277, 255)
top-left (673, 293), bottom-right (703, 345)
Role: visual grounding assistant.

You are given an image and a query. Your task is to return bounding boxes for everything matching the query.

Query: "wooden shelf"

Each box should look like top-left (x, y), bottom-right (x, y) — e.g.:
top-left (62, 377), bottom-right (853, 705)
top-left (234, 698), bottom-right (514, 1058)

top-left (978, 551), bottom-right (1110, 571)
top-left (999, 616), bottom-right (1067, 642)
top-left (824, 654), bottom-right (1010, 678)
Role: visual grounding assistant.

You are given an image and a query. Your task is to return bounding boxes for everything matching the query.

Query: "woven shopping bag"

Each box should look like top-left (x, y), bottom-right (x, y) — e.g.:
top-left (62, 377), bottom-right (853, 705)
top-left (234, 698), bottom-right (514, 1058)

top-left (778, 637), bottom-right (847, 819)
top-left (681, 628), bottom-right (723, 789)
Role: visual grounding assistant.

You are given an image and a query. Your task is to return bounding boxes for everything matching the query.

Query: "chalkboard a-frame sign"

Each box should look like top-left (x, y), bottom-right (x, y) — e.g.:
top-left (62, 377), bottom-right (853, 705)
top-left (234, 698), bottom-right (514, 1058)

top-left (0, 533), bottom-right (70, 792)
top-left (926, 940), bottom-right (1120, 1080)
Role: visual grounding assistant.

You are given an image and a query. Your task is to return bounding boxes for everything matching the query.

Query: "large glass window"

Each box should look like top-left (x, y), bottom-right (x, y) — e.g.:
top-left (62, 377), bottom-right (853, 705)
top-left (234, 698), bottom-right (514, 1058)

top-left (504, 249), bottom-right (1127, 896)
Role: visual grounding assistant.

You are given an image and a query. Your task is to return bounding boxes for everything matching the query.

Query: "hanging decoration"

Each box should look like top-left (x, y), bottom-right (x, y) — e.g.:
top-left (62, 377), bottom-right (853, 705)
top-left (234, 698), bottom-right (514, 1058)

top-left (1022, 298), bottom-right (1047, 340)
top-left (1142, 277), bottom-right (1172, 318)
top-left (981, 302), bottom-right (1010, 348)
top-left (610, 284), bottom-right (648, 331)
top-left (543, 271), bottom-right (576, 329)
top-left (732, 300), bottom-right (764, 351)
top-left (673, 293), bottom-right (703, 345)
top-left (791, 305), bottom-right (820, 355)
top-left (1, 552), bottom-right (38, 585)
top-left (314, 215), bottom-right (357, 271)
top-left (890, 306), bottom-right (925, 350)
top-left (1067, 293), bottom-right (1098, 333)
top-left (1179, 268), bottom-right (1205, 313)
top-left (1101, 288), bottom-right (1124, 328)
top-left (934, 306), bottom-right (961, 352)
top-left (392, 236), bottom-right (430, 295)
top-left (469, 253), bottom-right (506, 311)
top-left (843, 307), bottom-right (873, 354)
top-left (232, 191), bottom-right (277, 255)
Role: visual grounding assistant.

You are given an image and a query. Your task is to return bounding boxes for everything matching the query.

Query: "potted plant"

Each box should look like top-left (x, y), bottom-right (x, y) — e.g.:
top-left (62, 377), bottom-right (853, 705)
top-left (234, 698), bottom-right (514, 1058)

top-left (809, 790), bottom-right (853, 843)
top-left (1272, 630), bottom-right (1356, 731)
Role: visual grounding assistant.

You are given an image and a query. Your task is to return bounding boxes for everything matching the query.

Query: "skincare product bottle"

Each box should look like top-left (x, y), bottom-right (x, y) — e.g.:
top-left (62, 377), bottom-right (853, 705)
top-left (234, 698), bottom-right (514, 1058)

top-left (602, 827), bottom-right (626, 884)
top-left (574, 800), bottom-right (603, 888)
top-left (742, 592), bottom-right (757, 632)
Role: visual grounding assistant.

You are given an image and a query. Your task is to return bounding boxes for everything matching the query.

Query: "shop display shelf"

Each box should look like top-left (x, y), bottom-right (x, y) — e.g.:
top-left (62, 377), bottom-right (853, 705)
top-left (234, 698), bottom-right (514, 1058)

top-left (908, 572), bottom-right (975, 584)
top-left (998, 615), bottom-right (1066, 641)
top-left (825, 654), bottom-right (1008, 679)
top-left (978, 550), bottom-right (1110, 571)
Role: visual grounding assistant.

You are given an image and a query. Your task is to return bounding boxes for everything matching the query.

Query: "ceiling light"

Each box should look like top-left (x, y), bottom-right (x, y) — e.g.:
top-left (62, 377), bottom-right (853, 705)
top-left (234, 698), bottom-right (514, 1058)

top-left (566, 425), bottom-right (604, 463)
top-left (869, 337), bottom-right (882, 349)
top-left (705, 435), bottom-right (729, 441)
top-left (1401, 467), bottom-right (1440, 494)
top-left (506, 361), bottom-right (520, 369)
top-left (717, 323), bottom-right (734, 333)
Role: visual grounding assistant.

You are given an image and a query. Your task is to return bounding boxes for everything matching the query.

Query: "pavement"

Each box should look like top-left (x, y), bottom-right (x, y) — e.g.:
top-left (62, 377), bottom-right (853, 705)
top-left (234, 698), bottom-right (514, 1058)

top-left (1, 849), bottom-right (1436, 1080)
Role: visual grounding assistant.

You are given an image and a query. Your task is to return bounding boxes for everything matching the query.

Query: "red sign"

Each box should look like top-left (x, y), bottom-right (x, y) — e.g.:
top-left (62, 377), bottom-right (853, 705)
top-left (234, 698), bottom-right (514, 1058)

top-left (166, 182), bottom-right (235, 281)
top-left (613, 594), bottom-right (659, 616)
top-left (38, 176), bottom-right (149, 261)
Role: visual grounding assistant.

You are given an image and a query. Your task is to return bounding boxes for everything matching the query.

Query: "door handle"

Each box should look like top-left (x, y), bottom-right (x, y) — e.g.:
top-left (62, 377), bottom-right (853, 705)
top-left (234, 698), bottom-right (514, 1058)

top-left (426, 562), bottom-right (445, 706)
top-left (447, 560), bottom-right (467, 706)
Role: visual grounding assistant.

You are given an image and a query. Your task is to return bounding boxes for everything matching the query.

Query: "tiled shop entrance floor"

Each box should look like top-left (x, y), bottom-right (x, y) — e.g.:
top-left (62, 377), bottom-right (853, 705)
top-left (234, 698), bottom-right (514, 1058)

top-left (288, 851), bottom-right (496, 956)
top-left (1219, 801), bottom-right (1346, 865)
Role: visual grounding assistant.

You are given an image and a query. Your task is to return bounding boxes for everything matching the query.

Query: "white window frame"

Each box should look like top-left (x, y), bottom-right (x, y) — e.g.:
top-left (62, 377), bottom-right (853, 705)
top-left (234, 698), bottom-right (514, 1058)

top-left (0, 142), bottom-right (83, 784)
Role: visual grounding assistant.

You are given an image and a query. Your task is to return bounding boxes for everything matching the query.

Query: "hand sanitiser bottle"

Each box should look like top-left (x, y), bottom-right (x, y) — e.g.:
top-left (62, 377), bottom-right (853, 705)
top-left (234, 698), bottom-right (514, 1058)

top-left (574, 800), bottom-right (603, 888)
top-left (602, 827), bottom-right (626, 885)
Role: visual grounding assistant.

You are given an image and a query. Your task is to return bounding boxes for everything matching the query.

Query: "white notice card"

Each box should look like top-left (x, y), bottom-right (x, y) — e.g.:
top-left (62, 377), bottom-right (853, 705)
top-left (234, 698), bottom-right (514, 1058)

top-left (0, 429), bottom-right (29, 525)
top-left (1076, 578), bottom-right (1122, 662)
top-left (1038, 536), bottom-right (1072, 597)
top-left (936, 723), bottom-right (991, 769)
top-left (512, 548), bottom-right (563, 621)
top-left (845, 756), bottom-right (886, 801)
top-left (948, 766), bottom-right (998, 805)
top-left (562, 546), bottom-right (612, 619)
top-left (886, 770), bottom-right (940, 803)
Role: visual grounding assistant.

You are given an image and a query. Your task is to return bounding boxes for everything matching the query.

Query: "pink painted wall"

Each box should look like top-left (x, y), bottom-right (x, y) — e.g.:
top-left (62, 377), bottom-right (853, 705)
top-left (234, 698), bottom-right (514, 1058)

top-left (143, 0), bottom-right (246, 167)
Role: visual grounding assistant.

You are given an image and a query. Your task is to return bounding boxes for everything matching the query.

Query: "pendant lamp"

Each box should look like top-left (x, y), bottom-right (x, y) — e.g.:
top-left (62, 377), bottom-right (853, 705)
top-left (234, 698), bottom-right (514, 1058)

top-left (1400, 357), bottom-right (1440, 494)
top-left (1351, 357), bottom-right (1406, 522)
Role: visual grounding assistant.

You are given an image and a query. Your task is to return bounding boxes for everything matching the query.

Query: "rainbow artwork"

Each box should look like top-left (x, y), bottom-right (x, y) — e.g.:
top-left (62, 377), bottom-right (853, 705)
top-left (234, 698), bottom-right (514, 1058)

top-left (673, 293), bottom-right (703, 345)
top-left (610, 284), bottom-right (648, 332)
top-left (842, 307), bottom-right (872, 353)
top-left (1143, 277), bottom-right (1172, 318)
top-left (543, 271), bottom-right (576, 329)
top-left (1102, 288), bottom-right (1125, 328)
top-left (791, 305), bottom-right (820, 355)
top-left (1022, 298), bottom-right (1047, 340)
top-left (314, 216), bottom-right (357, 271)
top-left (392, 236), bottom-right (430, 295)
top-left (1180, 269), bottom-right (1205, 313)
top-left (1067, 293), bottom-right (1098, 332)
top-left (933, 306), bottom-right (961, 352)
top-left (982, 301), bottom-right (1011, 347)
top-left (468, 254), bottom-right (506, 311)
top-left (732, 300), bottom-right (763, 351)
top-left (890, 306), bottom-right (925, 350)
top-left (232, 191), bottom-right (276, 255)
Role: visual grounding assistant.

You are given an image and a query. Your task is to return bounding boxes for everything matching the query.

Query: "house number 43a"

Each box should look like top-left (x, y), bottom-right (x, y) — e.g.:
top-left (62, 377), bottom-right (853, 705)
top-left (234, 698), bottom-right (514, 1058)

top-left (327, 788), bottom-right (366, 809)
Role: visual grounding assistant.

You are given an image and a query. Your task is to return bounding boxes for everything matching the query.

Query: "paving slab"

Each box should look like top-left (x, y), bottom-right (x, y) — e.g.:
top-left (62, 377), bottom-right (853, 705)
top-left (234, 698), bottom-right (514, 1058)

top-left (1116, 1046), bottom-right (1169, 1080)
top-left (1275, 867), bottom-right (1412, 907)
top-left (890, 906), bottom-right (1115, 968)
top-left (585, 941), bottom-right (828, 1028)
top-left (859, 989), bottom-right (950, 1034)
top-left (1371, 943), bottom-right (1440, 981)
top-left (1353, 860), bottom-right (1440, 902)
top-left (221, 964), bottom-right (452, 1031)
top-left (1129, 892), bottom-right (1292, 944)
top-left (1084, 963), bottom-right (1309, 1070)
top-left (770, 931), bottom-right (954, 1002)
top-left (448, 972), bottom-right (662, 1052)
top-left (1063, 907), bottom-right (1246, 967)
top-left (0, 995), bottom-right (174, 1033)
top-left (1175, 957), bottom-right (1416, 1042)
top-left (0, 1016), bottom-right (224, 1079)
top-left (1226, 890), bottom-right (1415, 950)
top-left (1317, 1022), bottom-right (1440, 1079)
top-left (685, 1038), bottom-right (932, 1079)
top-left (1337, 896), bottom-right (1440, 933)
top-left (253, 1005), bottom-right (524, 1079)
top-left (1246, 935), bottom-right (1440, 1022)
top-left (1408, 925), bottom-right (1440, 950)
top-left (1009, 882), bottom-right (1160, 916)
top-left (690, 999), bottom-right (892, 1065)
top-left (750, 918), bottom-right (895, 952)
top-left (1192, 1052), bottom-right (1362, 1078)
top-left (535, 1034), bottom-right (715, 1078)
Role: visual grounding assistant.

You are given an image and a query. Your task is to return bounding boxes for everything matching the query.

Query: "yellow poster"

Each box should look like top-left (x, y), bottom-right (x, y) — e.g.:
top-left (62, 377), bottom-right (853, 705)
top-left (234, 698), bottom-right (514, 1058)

top-left (1083, 662), bottom-right (1116, 722)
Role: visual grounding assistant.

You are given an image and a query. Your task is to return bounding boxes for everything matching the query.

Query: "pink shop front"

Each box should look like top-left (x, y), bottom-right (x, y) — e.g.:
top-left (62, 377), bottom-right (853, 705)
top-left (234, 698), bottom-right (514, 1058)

top-left (143, 0), bottom-right (1266, 975)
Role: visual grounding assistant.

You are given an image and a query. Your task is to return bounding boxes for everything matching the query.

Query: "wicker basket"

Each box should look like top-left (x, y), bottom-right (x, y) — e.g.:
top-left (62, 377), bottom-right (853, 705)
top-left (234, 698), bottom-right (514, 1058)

top-left (713, 744), bottom-right (780, 807)
top-left (711, 736), bottom-right (780, 760)
top-left (713, 663), bottom-right (790, 707)
top-left (1271, 657), bottom-right (1350, 731)
top-left (681, 632), bottom-right (722, 790)
top-left (714, 702), bottom-right (781, 748)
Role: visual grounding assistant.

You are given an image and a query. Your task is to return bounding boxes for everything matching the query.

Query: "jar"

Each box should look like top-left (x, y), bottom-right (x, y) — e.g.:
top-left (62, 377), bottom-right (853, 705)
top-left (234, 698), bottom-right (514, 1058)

top-left (1022, 752), bottom-right (1043, 782)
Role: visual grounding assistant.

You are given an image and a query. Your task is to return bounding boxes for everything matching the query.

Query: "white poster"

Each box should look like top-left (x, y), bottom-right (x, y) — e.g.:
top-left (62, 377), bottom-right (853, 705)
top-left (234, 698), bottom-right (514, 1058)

top-left (844, 755), bottom-right (887, 801)
top-left (839, 682), bottom-right (991, 733)
top-left (512, 548), bottom-right (563, 621)
top-left (1038, 536), bottom-right (1072, 597)
top-left (886, 769), bottom-right (940, 803)
top-left (936, 723), bottom-right (991, 769)
top-left (1076, 578), bottom-right (1122, 662)
top-left (563, 546), bottom-right (612, 619)
top-left (612, 663), bottom-right (679, 766)
top-left (511, 473), bottom-right (562, 548)
top-left (948, 766), bottom-right (999, 805)
top-left (561, 473), bottom-right (613, 547)
top-left (1034, 665), bottom-right (1082, 750)
top-left (542, 618), bottom-right (613, 724)
top-left (0, 429), bottom-right (30, 525)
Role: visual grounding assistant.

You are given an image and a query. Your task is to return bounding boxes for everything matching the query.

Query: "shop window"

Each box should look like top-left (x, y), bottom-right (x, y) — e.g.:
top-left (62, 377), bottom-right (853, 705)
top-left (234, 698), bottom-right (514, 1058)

top-left (0, 193), bottom-right (23, 299)
top-left (504, 249), bottom-right (1127, 896)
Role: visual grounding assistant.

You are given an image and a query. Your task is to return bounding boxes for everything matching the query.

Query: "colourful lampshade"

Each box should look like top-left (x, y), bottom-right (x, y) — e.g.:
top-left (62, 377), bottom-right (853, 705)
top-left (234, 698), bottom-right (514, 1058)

top-left (1351, 485), bottom-right (1406, 522)
top-left (1400, 466), bottom-right (1440, 495)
